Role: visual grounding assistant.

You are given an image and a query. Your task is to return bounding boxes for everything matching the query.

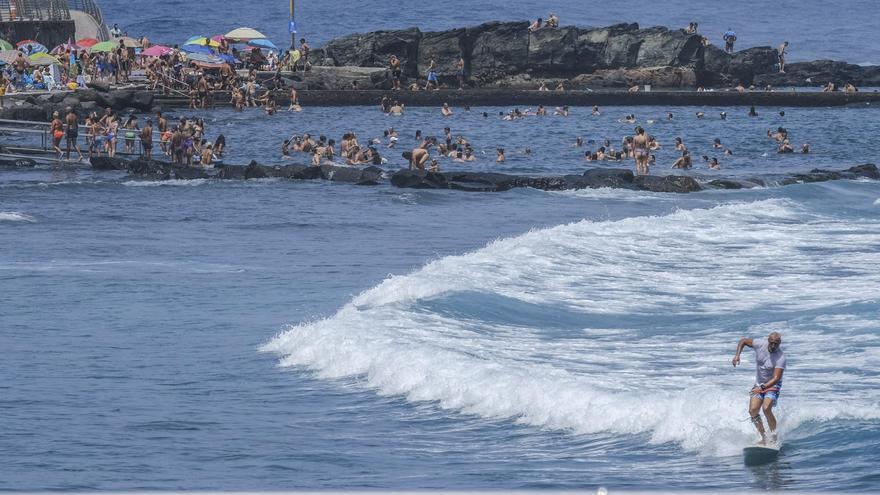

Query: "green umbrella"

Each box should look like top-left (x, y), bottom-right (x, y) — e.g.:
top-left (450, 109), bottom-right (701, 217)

top-left (90, 40), bottom-right (117, 53)
top-left (0, 39), bottom-right (13, 50)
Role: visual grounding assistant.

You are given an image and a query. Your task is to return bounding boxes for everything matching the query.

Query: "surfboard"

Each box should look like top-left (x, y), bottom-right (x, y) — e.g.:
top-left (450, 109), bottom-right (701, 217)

top-left (743, 442), bottom-right (780, 466)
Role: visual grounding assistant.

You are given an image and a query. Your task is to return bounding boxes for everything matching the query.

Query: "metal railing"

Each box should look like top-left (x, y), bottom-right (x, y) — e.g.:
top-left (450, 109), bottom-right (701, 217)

top-left (0, 0), bottom-right (71, 21)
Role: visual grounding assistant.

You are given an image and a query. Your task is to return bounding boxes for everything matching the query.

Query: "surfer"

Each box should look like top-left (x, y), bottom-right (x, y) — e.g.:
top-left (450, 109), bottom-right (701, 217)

top-left (732, 332), bottom-right (786, 445)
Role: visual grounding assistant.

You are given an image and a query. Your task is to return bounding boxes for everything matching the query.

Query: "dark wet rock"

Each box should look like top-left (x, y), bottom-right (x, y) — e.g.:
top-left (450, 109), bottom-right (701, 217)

top-left (0, 157), bottom-right (37, 168)
top-left (635, 27), bottom-right (702, 68)
top-left (753, 60), bottom-right (880, 87)
top-left (528, 27), bottom-right (578, 72)
top-left (320, 164), bottom-right (382, 185)
top-left (419, 29), bottom-right (467, 77)
top-left (244, 160), bottom-right (274, 179)
top-left (846, 163), bottom-right (880, 179)
top-left (0, 102), bottom-right (47, 121)
top-left (217, 164), bottom-right (246, 179)
top-left (90, 156), bottom-right (131, 171)
top-left (572, 66), bottom-right (697, 88)
top-left (634, 174), bottom-right (702, 193)
top-left (727, 47), bottom-right (779, 85)
top-left (390, 169), bottom-right (449, 188)
top-left (581, 168), bottom-right (636, 188)
top-left (173, 166), bottom-right (211, 180)
top-left (466, 21), bottom-right (531, 79)
top-left (297, 66), bottom-right (391, 90)
top-left (321, 28), bottom-right (422, 76)
top-left (781, 163), bottom-right (879, 185)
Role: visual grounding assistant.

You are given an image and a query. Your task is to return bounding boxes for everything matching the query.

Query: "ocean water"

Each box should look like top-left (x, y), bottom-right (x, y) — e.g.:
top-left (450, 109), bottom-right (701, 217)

top-left (2, 97), bottom-right (880, 491)
top-left (97, 0), bottom-right (880, 64)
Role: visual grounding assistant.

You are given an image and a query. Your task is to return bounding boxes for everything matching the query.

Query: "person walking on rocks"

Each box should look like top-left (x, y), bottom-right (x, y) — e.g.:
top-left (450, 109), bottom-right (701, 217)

top-left (723, 28), bottom-right (737, 54)
top-left (778, 41), bottom-right (789, 73)
top-left (390, 55), bottom-right (402, 90)
top-left (456, 57), bottom-right (466, 90)
top-left (424, 60), bottom-right (439, 91)
top-left (64, 107), bottom-right (83, 162)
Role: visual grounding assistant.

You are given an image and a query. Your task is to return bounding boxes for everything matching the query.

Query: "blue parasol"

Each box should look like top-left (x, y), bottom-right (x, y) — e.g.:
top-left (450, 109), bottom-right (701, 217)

top-left (247, 38), bottom-right (277, 50)
top-left (181, 44), bottom-right (215, 55)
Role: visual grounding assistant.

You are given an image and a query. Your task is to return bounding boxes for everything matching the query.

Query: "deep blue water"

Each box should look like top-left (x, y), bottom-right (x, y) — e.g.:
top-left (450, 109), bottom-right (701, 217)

top-left (98, 0), bottom-right (880, 64)
top-left (2, 99), bottom-right (880, 491)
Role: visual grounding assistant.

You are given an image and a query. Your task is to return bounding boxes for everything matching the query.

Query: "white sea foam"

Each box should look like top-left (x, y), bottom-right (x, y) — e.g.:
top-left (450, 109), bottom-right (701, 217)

top-left (874, 198), bottom-right (880, 206)
top-left (123, 179), bottom-right (210, 187)
top-left (0, 211), bottom-right (36, 222)
top-left (265, 199), bottom-right (880, 455)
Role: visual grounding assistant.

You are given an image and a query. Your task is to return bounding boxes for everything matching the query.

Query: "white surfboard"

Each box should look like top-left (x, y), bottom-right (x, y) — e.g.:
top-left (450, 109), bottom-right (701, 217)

top-left (743, 442), bottom-right (780, 466)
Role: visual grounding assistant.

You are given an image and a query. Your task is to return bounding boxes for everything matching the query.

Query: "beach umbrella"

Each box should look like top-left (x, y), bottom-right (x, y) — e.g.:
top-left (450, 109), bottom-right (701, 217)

top-left (181, 44), bottom-right (214, 55)
top-left (185, 52), bottom-right (223, 64)
top-left (50, 43), bottom-right (78, 55)
top-left (116, 36), bottom-right (142, 48)
top-left (141, 45), bottom-right (172, 57)
top-left (225, 27), bottom-right (266, 41)
top-left (186, 36), bottom-right (220, 47)
top-left (76, 38), bottom-right (98, 48)
top-left (29, 52), bottom-right (59, 66)
top-left (89, 41), bottom-right (116, 53)
top-left (247, 38), bottom-right (277, 50)
top-left (0, 39), bottom-right (13, 50)
top-left (0, 50), bottom-right (20, 64)
top-left (217, 53), bottom-right (238, 64)
top-left (210, 35), bottom-right (226, 43)
top-left (16, 40), bottom-right (48, 54)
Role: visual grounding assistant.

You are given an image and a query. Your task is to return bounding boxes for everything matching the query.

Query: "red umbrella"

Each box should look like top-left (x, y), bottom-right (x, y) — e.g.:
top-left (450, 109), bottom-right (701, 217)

top-left (76, 38), bottom-right (99, 48)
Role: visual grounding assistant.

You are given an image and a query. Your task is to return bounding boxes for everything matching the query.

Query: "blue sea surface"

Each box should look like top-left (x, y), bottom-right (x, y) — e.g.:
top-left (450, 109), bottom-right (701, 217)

top-left (98, 0), bottom-right (880, 64)
top-left (3, 0), bottom-right (880, 489)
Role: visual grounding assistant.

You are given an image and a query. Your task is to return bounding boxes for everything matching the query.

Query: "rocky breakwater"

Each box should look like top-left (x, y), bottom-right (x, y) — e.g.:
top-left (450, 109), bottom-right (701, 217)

top-left (5, 156), bottom-right (873, 193)
top-left (314, 21), bottom-right (879, 89)
top-left (0, 84), bottom-right (155, 122)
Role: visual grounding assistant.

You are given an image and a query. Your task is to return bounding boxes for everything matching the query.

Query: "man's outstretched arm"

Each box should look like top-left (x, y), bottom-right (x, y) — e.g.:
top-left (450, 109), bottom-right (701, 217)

top-left (732, 338), bottom-right (753, 367)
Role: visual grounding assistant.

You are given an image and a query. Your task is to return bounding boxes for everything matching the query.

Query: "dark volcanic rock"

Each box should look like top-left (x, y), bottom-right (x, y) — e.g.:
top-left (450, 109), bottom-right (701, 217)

top-left (390, 169), bottom-right (449, 188)
top-left (727, 46), bottom-right (779, 85)
top-left (0, 157), bottom-right (37, 168)
top-left (635, 27), bottom-right (702, 68)
top-left (634, 174), bottom-right (702, 193)
top-left (217, 164), bottom-right (246, 179)
top-left (528, 27), bottom-right (578, 71)
top-left (320, 164), bottom-right (382, 185)
top-left (173, 166), bottom-right (210, 180)
top-left (466, 21), bottom-right (531, 78)
top-left (581, 168), bottom-right (636, 188)
top-left (781, 163), bottom-right (879, 185)
top-left (419, 29), bottom-right (467, 77)
top-left (90, 156), bottom-right (131, 171)
top-left (322, 28), bottom-right (422, 76)
top-left (753, 60), bottom-right (880, 87)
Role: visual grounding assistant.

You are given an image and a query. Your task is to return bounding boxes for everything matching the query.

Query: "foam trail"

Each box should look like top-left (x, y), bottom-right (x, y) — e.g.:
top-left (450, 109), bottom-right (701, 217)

top-left (0, 212), bottom-right (36, 223)
top-left (265, 199), bottom-right (880, 455)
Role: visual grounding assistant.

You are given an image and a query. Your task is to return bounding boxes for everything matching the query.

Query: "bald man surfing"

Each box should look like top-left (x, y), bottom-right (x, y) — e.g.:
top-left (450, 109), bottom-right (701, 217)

top-left (732, 332), bottom-right (786, 445)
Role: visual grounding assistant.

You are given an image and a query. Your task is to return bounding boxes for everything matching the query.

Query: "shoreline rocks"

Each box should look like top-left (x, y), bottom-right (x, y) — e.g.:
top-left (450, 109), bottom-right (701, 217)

top-left (81, 157), bottom-right (880, 194)
top-left (315, 21), bottom-right (879, 89)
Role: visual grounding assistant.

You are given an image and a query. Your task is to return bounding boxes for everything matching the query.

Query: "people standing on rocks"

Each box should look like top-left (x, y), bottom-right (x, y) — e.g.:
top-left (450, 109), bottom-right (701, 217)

top-left (456, 57), bottom-right (466, 90)
top-left (778, 41), bottom-right (789, 73)
top-left (424, 60), bottom-right (439, 91)
top-left (64, 107), bottom-right (83, 162)
top-left (299, 38), bottom-right (310, 70)
top-left (390, 55), bottom-right (403, 90)
top-left (723, 29), bottom-right (737, 54)
top-left (546, 13), bottom-right (559, 28)
top-left (50, 111), bottom-right (64, 160)
top-left (633, 126), bottom-right (650, 175)
top-left (409, 139), bottom-right (433, 170)
top-left (140, 118), bottom-right (153, 160)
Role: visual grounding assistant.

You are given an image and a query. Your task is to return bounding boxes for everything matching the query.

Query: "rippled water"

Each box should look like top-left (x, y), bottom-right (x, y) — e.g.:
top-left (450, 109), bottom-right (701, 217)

top-left (99, 0), bottom-right (880, 64)
top-left (3, 96), bottom-right (880, 491)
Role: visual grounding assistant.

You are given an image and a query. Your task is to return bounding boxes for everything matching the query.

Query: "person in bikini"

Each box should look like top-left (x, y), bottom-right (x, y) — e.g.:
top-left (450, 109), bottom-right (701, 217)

top-left (632, 126), bottom-right (650, 175)
top-left (732, 332), bottom-right (786, 445)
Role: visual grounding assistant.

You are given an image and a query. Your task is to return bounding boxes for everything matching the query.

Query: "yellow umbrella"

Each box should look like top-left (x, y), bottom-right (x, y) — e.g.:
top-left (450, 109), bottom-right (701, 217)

top-left (225, 27), bottom-right (266, 41)
top-left (186, 36), bottom-right (220, 47)
top-left (29, 52), bottom-right (60, 66)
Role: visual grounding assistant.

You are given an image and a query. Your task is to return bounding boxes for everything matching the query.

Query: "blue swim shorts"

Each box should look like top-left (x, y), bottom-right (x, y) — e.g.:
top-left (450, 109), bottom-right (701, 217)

top-left (751, 387), bottom-right (780, 404)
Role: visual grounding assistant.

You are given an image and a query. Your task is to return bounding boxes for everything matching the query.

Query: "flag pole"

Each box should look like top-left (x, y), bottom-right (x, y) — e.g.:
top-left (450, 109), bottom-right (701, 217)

top-left (289, 0), bottom-right (296, 49)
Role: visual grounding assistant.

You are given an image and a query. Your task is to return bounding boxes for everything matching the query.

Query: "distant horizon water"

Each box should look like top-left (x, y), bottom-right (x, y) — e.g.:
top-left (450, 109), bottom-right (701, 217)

top-left (98, 0), bottom-right (878, 64)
